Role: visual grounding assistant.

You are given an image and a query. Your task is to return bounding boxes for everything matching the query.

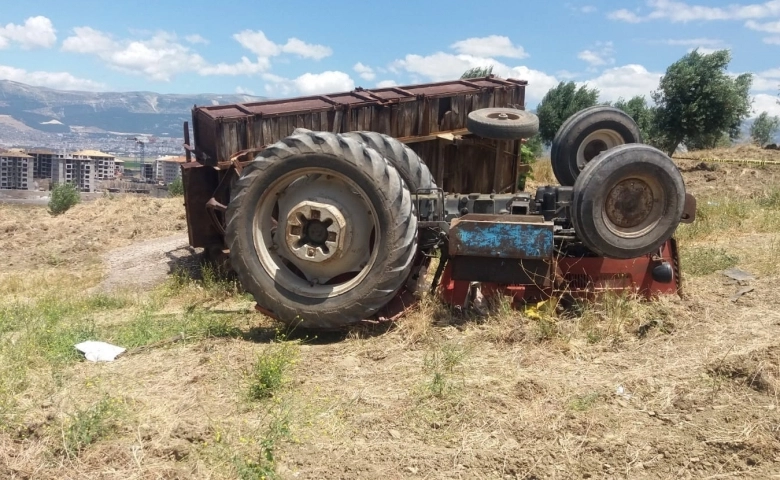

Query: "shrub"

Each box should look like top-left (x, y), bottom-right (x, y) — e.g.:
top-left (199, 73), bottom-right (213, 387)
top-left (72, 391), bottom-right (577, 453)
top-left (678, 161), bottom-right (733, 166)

top-left (48, 182), bottom-right (81, 215)
top-left (168, 176), bottom-right (184, 196)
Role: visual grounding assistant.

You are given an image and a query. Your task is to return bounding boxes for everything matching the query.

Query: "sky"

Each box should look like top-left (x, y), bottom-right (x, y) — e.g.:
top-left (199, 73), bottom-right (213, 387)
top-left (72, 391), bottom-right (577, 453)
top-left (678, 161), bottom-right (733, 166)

top-left (1, 0), bottom-right (780, 117)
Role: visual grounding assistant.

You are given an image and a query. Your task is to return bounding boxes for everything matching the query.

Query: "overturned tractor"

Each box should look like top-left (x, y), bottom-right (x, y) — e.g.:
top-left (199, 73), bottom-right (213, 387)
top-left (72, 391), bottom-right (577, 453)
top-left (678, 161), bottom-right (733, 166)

top-left (180, 76), bottom-right (695, 330)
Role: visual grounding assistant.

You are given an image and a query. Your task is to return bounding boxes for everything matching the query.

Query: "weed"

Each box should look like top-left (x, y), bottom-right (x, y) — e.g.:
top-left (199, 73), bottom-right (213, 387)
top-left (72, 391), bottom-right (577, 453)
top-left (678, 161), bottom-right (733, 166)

top-left (567, 392), bottom-right (600, 411)
top-left (422, 342), bottom-right (468, 398)
top-left (61, 396), bottom-right (122, 458)
top-left (233, 405), bottom-right (293, 479)
top-left (168, 176), bottom-right (184, 196)
top-left (248, 340), bottom-right (299, 401)
top-left (680, 246), bottom-right (739, 276)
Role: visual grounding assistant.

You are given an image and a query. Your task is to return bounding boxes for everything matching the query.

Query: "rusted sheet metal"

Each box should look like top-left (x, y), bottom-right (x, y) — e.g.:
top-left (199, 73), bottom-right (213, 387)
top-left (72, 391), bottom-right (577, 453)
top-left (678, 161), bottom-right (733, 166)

top-left (448, 214), bottom-right (554, 259)
top-left (181, 162), bottom-right (223, 248)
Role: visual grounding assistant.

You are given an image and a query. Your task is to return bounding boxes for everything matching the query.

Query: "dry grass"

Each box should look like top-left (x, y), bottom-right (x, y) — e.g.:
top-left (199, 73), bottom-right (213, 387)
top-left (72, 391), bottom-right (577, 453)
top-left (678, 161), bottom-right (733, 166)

top-left (2, 148), bottom-right (780, 478)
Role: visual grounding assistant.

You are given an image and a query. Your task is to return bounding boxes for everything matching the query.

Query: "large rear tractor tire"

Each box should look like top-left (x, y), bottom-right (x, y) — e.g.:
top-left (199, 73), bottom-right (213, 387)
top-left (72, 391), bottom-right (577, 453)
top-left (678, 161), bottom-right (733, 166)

top-left (571, 144), bottom-right (686, 259)
top-left (551, 106), bottom-right (642, 186)
top-left (225, 131), bottom-right (419, 330)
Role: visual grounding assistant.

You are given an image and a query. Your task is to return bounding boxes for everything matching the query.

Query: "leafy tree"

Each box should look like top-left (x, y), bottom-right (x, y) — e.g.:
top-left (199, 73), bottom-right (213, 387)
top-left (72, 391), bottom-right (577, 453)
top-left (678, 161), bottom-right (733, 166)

top-left (612, 95), bottom-right (657, 144)
top-left (750, 111), bottom-right (780, 146)
top-left (535, 81), bottom-right (600, 145)
top-left (461, 66), bottom-right (495, 79)
top-left (651, 49), bottom-right (753, 155)
top-left (48, 182), bottom-right (81, 215)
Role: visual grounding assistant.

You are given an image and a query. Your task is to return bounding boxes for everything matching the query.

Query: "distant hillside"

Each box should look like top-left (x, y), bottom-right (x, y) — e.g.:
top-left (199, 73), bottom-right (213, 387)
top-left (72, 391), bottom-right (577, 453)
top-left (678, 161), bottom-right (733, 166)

top-left (0, 80), bottom-right (266, 137)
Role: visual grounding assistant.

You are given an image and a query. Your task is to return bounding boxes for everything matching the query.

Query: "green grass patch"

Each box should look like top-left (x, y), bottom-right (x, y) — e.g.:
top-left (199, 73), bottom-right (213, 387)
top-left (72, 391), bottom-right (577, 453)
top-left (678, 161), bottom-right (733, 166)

top-left (567, 392), bottom-right (601, 412)
top-left (247, 340), bottom-right (300, 401)
top-left (422, 342), bottom-right (468, 399)
top-left (680, 246), bottom-right (739, 276)
top-left (60, 396), bottom-right (124, 458)
top-left (677, 188), bottom-right (780, 241)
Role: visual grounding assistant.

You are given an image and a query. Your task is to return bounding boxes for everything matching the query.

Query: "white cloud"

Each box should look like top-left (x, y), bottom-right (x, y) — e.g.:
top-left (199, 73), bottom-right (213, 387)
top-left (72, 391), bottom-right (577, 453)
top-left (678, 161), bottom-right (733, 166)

top-left (746, 19), bottom-right (780, 32)
top-left (376, 80), bottom-right (398, 88)
top-left (609, 0), bottom-right (780, 23)
top-left (751, 68), bottom-right (780, 90)
top-left (579, 64), bottom-right (663, 102)
top-left (353, 62), bottom-right (376, 81)
top-left (690, 47), bottom-right (720, 54)
top-left (281, 38), bottom-right (332, 60)
top-left (185, 34), bottom-right (209, 45)
top-left (608, 9), bottom-right (643, 23)
top-left (233, 30), bottom-right (332, 61)
top-left (294, 71), bottom-right (354, 95)
top-left (61, 26), bottom-right (114, 54)
top-left (450, 35), bottom-right (528, 59)
top-left (235, 86), bottom-right (255, 95)
top-left (389, 49), bottom-right (557, 103)
top-left (200, 57), bottom-right (269, 76)
top-left (262, 71), bottom-right (355, 97)
top-left (63, 27), bottom-right (279, 81)
top-left (751, 93), bottom-right (780, 116)
top-left (0, 16), bottom-right (57, 49)
top-left (764, 36), bottom-right (780, 43)
top-left (661, 37), bottom-right (725, 47)
top-left (0, 64), bottom-right (105, 90)
top-left (581, 5), bottom-right (597, 13)
top-left (233, 30), bottom-right (281, 57)
top-left (577, 41), bottom-right (615, 67)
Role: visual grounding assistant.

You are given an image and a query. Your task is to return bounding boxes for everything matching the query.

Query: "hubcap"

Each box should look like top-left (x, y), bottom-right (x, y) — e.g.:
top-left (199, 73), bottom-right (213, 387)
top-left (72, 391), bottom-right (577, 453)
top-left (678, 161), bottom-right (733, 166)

top-left (252, 166), bottom-right (378, 297)
top-left (285, 200), bottom-right (346, 263)
top-left (603, 175), bottom-right (664, 238)
top-left (488, 111), bottom-right (520, 121)
top-left (576, 129), bottom-right (625, 169)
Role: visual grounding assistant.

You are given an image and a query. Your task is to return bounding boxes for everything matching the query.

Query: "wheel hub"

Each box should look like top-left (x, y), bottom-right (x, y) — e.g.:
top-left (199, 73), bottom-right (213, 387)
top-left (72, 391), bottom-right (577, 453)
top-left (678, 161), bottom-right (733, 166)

top-left (488, 112), bottom-right (520, 121)
top-left (285, 200), bottom-right (347, 263)
top-left (605, 179), bottom-right (654, 229)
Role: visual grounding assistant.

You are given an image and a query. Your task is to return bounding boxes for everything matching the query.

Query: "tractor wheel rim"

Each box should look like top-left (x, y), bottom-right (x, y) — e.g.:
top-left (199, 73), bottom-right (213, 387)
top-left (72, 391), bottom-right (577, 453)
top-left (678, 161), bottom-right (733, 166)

top-left (576, 129), bottom-right (625, 169)
top-left (252, 168), bottom-right (379, 298)
top-left (602, 174), bottom-right (664, 239)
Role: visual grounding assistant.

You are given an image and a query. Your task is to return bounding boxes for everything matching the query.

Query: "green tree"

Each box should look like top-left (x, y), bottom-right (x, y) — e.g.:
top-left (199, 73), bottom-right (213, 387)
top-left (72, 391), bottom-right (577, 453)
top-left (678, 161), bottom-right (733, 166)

top-left (461, 66), bottom-right (495, 79)
top-left (651, 49), bottom-right (753, 155)
top-left (750, 111), bottom-right (780, 146)
top-left (535, 81), bottom-right (600, 145)
top-left (612, 95), bottom-right (657, 144)
top-left (48, 182), bottom-right (81, 215)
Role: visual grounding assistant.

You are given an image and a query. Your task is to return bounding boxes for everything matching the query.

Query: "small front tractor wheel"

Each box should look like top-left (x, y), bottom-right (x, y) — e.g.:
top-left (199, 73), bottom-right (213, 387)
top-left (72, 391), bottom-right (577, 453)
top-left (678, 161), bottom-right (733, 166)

top-left (466, 108), bottom-right (539, 140)
top-left (551, 106), bottom-right (642, 186)
top-left (225, 131), bottom-right (418, 330)
top-left (571, 144), bottom-right (686, 259)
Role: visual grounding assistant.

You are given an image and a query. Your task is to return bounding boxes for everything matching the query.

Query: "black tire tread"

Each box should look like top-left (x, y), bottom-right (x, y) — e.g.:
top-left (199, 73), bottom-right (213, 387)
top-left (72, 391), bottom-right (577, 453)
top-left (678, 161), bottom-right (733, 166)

top-left (339, 131), bottom-right (437, 192)
top-left (467, 108), bottom-right (539, 140)
top-left (551, 106), bottom-right (642, 187)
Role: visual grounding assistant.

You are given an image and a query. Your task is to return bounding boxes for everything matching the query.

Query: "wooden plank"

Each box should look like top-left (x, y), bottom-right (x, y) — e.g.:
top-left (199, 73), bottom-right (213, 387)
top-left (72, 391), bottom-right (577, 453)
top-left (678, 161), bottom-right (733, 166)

top-left (396, 128), bottom-right (470, 144)
top-left (320, 111), bottom-right (328, 132)
top-left (435, 138), bottom-right (445, 187)
top-left (331, 110), bottom-right (342, 133)
top-left (428, 98), bottom-right (439, 134)
top-left (390, 104), bottom-right (399, 137)
top-left (357, 108), bottom-right (366, 132)
top-left (492, 140), bottom-right (502, 193)
top-left (261, 119), bottom-right (272, 145)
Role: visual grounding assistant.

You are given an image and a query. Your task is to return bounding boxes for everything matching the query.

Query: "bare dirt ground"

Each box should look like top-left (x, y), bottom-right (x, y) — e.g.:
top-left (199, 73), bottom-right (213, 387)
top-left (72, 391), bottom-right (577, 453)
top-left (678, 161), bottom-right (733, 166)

top-left (1, 149), bottom-right (780, 479)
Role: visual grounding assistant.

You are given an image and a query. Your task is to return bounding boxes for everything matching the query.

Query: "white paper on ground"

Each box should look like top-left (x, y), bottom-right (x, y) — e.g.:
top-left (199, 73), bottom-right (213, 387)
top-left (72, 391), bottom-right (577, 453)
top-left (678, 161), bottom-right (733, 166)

top-left (75, 341), bottom-right (126, 362)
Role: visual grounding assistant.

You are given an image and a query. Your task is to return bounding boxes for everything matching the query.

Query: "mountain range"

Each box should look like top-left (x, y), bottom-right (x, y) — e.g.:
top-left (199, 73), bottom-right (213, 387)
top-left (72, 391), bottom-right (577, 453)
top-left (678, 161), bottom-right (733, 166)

top-left (0, 80), bottom-right (266, 138)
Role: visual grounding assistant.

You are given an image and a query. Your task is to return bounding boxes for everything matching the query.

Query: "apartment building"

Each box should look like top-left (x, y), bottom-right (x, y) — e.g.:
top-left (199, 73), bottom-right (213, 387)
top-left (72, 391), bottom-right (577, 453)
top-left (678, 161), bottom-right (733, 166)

top-left (27, 148), bottom-right (56, 179)
top-left (154, 155), bottom-right (185, 185)
top-left (72, 150), bottom-right (116, 180)
top-left (0, 150), bottom-right (34, 190)
top-left (52, 156), bottom-right (95, 192)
